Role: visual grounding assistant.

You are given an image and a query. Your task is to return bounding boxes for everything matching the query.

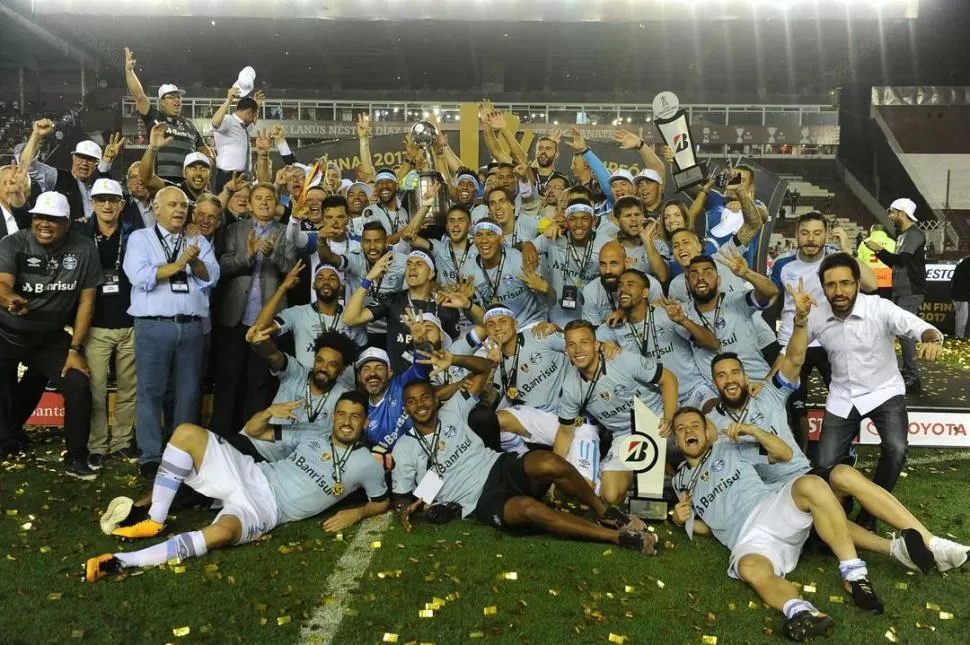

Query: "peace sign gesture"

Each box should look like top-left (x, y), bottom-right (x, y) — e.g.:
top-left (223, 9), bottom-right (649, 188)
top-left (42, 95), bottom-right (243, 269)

top-left (415, 348), bottom-right (455, 379)
top-left (520, 268), bottom-right (549, 294)
top-left (785, 277), bottom-right (816, 321)
top-left (658, 297), bottom-right (687, 324)
top-left (717, 245), bottom-right (750, 279)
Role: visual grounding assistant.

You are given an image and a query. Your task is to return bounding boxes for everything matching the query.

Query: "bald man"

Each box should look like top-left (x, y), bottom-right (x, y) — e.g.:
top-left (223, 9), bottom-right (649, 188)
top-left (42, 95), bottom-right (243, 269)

top-left (582, 240), bottom-right (663, 326)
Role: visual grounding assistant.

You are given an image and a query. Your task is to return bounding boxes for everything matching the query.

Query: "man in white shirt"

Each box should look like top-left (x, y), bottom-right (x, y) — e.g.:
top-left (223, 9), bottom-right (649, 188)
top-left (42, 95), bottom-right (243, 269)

top-left (805, 253), bottom-right (943, 528)
top-left (0, 164), bottom-right (30, 239)
top-left (210, 88), bottom-right (263, 192)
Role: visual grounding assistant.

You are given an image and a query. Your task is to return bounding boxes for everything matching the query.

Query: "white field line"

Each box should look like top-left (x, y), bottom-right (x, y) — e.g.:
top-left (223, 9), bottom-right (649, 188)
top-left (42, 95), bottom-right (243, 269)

top-left (299, 513), bottom-right (391, 645)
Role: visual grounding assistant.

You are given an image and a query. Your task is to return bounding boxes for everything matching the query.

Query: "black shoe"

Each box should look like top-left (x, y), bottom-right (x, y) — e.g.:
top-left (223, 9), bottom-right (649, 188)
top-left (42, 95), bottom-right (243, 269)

top-left (902, 528), bottom-right (936, 575)
top-left (844, 578), bottom-right (884, 614)
top-left (139, 461), bottom-right (159, 479)
top-left (783, 609), bottom-right (835, 641)
top-left (65, 459), bottom-right (98, 481)
top-left (617, 530), bottom-right (658, 555)
top-left (855, 510), bottom-right (877, 533)
top-left (904, 379), bottom-right (922, 393)
top-left (598, 506), bottom-right (647, 531)
top-left (87, 453), bottom-right (105, 471)
top-left (110, 447), bottom-right (139, 463)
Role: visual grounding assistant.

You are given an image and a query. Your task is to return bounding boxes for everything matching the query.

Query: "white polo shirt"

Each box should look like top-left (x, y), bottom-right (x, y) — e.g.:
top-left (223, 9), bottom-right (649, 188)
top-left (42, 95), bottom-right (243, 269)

top-left (1, 202), bottom-right (18, 236)
top-left (212, 113), bottom-right (253, 173)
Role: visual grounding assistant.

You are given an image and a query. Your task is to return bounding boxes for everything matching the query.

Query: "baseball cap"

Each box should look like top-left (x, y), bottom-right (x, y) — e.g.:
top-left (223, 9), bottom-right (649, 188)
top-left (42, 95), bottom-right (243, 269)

top-left (72, 140), bottom-right (103, 160)
top-left (608, 169), bottom-right (635, 185)
top-left (420, 313), bottom-right (453, 350)
top-left (355, 347), bottom-right (390, 370)
top-left (157, 84), bottom-right (186, 99)
top-left (183, 152), bottom-right (212, 169)
top-left (91, 178), bottom-right (123, 198)
top-left (889, 198), bottom-right (917, 222)
top-left (635, 168), bottom-right (663, 185)
top-left (28, 191), bottom-right (70, 219)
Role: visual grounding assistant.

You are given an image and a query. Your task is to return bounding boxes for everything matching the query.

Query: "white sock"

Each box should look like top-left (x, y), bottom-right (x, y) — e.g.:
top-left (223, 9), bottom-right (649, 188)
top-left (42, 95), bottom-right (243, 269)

top-left (500, 432), bottom-right (528, 455)
top-left (148, 444), bottom-right (195, 524)
top-left (782, 598), bottom-right (816, 619)
top-left (114, 531), bottom-right (208, 568)
top-left (839, 558), bottom-right (869, 582)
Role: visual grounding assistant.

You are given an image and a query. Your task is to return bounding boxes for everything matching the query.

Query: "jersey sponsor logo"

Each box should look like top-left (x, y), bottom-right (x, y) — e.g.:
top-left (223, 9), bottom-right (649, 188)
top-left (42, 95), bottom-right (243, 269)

top-left (62, 254), bottom-right (78, 270)
top-left (519, 363), bottom-right (559, 395)
top-left (617, 434), bottom-right (660, 474)
top-left (711, 458), bottom-right (726, 472)
top-left (20, 280), bottom-right (78, 294)
top-left (436, 435), bottom-right (474, 473)
top-left (696, 468), bottom-right (742, 518)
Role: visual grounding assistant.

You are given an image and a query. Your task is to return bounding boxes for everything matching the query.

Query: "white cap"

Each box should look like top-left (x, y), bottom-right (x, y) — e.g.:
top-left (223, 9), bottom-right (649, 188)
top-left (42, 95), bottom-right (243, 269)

top-left (183, 152), bottom-right (211, 169)
top-left (232, 66), bottom-right (256, 97)
top-left (157, 84), bottom-right (186, 99)
top-left (420, 313), bottom-right (453, 350)
top-left (355, 347), bottom-right (390, 370)
top-left (91, 178), bottom-right (123, 198)
top-left (608, 168), bottom-right (635, 185)
top-left (635, 168), bottom-right (663, 185)
top-left (28, 191), bottom-right (70, 219)
top-left (889, 197), bottom-right (917, 222)
top-left (72, 140), bottom-right (102, 160)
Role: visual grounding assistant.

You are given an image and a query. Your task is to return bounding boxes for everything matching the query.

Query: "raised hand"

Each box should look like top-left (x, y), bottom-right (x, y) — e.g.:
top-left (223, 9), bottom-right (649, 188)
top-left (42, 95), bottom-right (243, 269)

top-left (270, 124), bottom-right (286, 143)
top-left (124, 47), bottom-right (136, 73)
top-left (435, 289), bottom-right (472, 312)
top-left (366, 252), bottom-right (395, 281)
top-left (245, 324), bottom-right (274, 345)
top-left (485, 109), bottom-right (508, 131)
top-left (402, 308), bottom-right (427, 344)
top-left (659, 298), bottom-right (687, 324)
top-left (253, 90), bottom-right (265, 106)
top-left (614, 129), bottom-right (642, 150)
top-left (357, 113), bottom-right (371, 139)
top-left (564, 127), bottom-right (587, 152)
top-left (149, 122), bottom-right (173, 149)
top-left (415, 348), bottom-right (455, 379)
top-left (717, 245), bottom-right (750, 278)
top-left (32, 119), bottom-right (55, 139)
top-left (785, 277), bottom-right (817, 321)
top-left (254, 130), bottom-right (271, 154)
top-left (102, 132), bottom-right (126, 162)
top-left (520, 268), bottom-right (549, 294)
top-left (226, 87), bottom-right (241, 103)
top-left (640, 218), bottom-right (658, 245)
top-left (830, 226), bottom-right (850, 252)
top-left (282, 259), bottom-right (305, 290)
top-left (266, 400), bottom-right (303, 421)
top-left (663, 145), bottom-right (675, 166)
top-left (422, 181), bottom-right (442, 202)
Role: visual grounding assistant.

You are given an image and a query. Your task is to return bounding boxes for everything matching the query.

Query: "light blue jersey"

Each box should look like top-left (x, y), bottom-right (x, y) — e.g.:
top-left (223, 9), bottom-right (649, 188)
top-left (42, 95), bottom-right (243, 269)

top-left (671, 437), bottom-right (772, 551)
top-left (707, 373), bottom-right (811, 489)
top-left (362, 203), bottom-right (410, 236)
top-left (274, 303), bottom-right (367, 368)
top-left (391, 393), bottom-right (500, 517)
top-left (677, 290), bottom-right (771, 382)
top-left (460, 248), bottom-right (547, 327)
top-left (258, 436), bottom-right (387, 523)
top-left (557, 350), bottom-right (665, 435)
top-left (581, 275), bottom-right (663, 327)
top-left (491, 332), bottom-right (567, 412)
top-left (535, 235), bottom-right (608, 327)
top-left (429, 238), bottom-right (477, 288)
top-left (268, 354), bottom-right (350, 431)
top-left (343, 249), bottom-right (406, 336)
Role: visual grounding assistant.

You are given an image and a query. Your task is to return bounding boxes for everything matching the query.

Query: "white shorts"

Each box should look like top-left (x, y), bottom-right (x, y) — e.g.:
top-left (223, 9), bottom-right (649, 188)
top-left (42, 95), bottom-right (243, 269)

top-left (184, 431), bottom-right (281, 545)
top-left (728, 479), bottom-right (813, 579)
top-left (503, 406), bottom-right (600, 482)
top-left (680, 381), bottom-right (719, 410)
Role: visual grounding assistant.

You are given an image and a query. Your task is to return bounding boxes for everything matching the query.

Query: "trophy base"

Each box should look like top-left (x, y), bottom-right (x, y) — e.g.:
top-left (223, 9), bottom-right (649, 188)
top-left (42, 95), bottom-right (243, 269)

top-left (672, 163), bottom-right (708, 191)
top-left (628, 498), bottom-right (669, 522)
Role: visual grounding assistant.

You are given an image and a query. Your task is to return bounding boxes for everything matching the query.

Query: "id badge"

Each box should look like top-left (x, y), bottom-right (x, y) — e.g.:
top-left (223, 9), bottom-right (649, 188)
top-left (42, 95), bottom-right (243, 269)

top-left (170, 270), bottom-right (190, 293)
top-left (560, 284), bottom-right (578, 310)
top-left (101, 270), bottom-right (120, 295)
top-left (414, 470), bottom-right (444, 504)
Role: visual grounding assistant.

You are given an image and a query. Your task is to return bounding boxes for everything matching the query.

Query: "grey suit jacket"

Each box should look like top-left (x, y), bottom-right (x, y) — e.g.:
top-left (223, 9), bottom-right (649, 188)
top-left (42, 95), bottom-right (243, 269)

top-left (216, 218), bottom-right (297, 327)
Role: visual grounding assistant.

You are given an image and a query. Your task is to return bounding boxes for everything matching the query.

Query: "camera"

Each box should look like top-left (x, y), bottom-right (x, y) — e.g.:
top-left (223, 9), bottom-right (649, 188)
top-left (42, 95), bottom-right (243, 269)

top-left (710, 167), bottom-right (742, 190)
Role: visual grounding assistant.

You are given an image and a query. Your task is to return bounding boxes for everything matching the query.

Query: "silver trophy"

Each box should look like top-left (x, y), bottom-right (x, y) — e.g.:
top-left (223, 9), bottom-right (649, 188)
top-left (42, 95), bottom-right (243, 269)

top-left (406, 121), bottom-right (449, 226)
top-left (652, 91), bottom-right (707, 190)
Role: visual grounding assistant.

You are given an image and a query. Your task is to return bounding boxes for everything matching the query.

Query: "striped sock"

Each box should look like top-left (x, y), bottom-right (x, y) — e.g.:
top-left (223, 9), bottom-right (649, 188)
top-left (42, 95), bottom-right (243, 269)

top-left (148, 444), bottom-right (194, 524)
top-left (114, 531), bottom-right (208, 568)
top-left (782, 598), bottom-right (817, 619)
top-left (838, 558), bottom-right (869, 582)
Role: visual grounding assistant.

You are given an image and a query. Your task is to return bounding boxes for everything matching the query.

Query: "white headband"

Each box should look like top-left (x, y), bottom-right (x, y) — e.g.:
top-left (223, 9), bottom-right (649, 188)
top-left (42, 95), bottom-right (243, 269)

top-left (473, 221), bottom-right (503, 236)
top-left (407, 250), bottom-right (435, 273)
top-left (565, 203), bottom-right (595, 218)
top-left (375, 171), bottom-right (397, 183)
top-left (483, 306), bottom-right (515, 322)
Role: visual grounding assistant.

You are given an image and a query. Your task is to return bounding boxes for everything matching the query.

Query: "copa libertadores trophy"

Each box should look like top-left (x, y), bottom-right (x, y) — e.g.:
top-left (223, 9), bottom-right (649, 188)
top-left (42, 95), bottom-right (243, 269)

top-left (652, 91), bottom-right (707, 190)
top-left (406, 121), bottom-right (448, 227)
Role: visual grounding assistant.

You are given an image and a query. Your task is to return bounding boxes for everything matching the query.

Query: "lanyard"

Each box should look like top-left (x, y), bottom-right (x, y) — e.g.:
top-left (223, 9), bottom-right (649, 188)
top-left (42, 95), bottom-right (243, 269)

top-left (498, 334), bottom-right (523, 401)
top-left (628, 306), bottom-right (661, 358)
top-left (693, 294), bottom-right (722, 334)
top-left (377, 203), bottom-right (404, 234)
top-left (366, 259), bottom-right (387, 300)
top-left (723, 396), bottom-right (751, 425)
top-left (684, 447), bottom-right (714, 494)
top-left (330, 439), bottom-right (354, 495)
top-left (448, 240), bottom-right (470, 277)
top-left (317, 304), bottom-right (343, 334)
top-left (563, 236), bottom-right (595, 285)
top-left (413, 422), bottom-right (442, 471)
top-left (477, 251), bottom-right (507, 305)
top-left (305, 377), bottom-right (332, 423)
top-left (94, 229), bottom-right (124, 271)
top-left (154, 225), bottom-right (184, 264)
top-left (574, 354), bottom-right (605, 425)
top-left (406, 293), bottom-right (439, 319)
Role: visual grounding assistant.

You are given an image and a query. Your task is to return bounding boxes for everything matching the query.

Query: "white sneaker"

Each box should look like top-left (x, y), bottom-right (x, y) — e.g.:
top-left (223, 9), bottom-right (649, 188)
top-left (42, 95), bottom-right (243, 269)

top-left (889, 529), bottom-right (934, 574)
top-left (929, 536), bottom-right (970, 573)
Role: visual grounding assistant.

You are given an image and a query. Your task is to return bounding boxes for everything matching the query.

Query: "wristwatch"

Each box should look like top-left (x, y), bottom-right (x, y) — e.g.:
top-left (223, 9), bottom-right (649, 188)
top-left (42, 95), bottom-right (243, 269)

top-left (69, 344), bottom-right (85, 354)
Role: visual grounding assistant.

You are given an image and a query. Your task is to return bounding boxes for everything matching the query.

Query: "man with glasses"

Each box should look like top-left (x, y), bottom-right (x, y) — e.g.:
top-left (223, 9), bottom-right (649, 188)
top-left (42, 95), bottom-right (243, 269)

top-left (125, 47), bottom-right (208, 185)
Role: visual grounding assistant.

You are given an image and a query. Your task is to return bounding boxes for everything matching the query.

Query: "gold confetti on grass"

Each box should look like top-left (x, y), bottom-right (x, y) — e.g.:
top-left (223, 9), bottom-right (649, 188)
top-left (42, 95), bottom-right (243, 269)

top-left (276, 616), bottom-right (291, 626)
top-left (419, 609), bottom-right (434, 618)
top-left (483, 606), bottom-right (497, 615)
top-left (382, 634), bottom-right (399, 643)
top-left (608, 633), bottom-right (627, 644)
top-left (702, 636), bottom-right (718, 644)
top-left (47, 592), bottom-right (62, 601)
top-left (172, 626), bottom-right (190, 637)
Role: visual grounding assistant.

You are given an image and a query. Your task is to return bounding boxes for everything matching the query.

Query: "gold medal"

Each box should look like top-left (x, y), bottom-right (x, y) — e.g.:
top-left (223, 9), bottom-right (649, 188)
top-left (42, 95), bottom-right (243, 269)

top-left (322, 452), bottom-right (332, 462)
top-left (506, 386), bottom-right (520, 400)
top-left (333, 482), bottom-right (345, 496)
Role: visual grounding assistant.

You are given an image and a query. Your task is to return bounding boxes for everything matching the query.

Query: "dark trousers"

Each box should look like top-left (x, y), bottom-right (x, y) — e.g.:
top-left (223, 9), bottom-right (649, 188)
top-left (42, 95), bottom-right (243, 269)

top-left (817, 395), bottom-right (909, 493)
top-left (133, 318), bottom-right (204, 465)
top-left (209, 324), bottom-right (274, 437)
top-left (0, 330), bottom-right (91, 460)
top-left (213, 169), bottom-right (239, 195)
top-left (787, 347), bottom-right (833, 421)
top-left (894, 294), bottom-right (924, 381)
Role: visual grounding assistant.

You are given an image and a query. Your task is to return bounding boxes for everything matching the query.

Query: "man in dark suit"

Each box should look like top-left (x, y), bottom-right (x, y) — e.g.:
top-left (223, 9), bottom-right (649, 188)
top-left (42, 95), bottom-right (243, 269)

top-left (17, 119), bottom-right (115, 222)
top-left (210, 182), bottom-right (296, 436)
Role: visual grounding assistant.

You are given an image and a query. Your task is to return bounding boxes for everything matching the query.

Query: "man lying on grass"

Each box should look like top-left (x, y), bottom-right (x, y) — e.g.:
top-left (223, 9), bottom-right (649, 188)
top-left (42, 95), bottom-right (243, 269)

top-left (85, 392), bottom-right (388, 582)
top-left (391, 379), bottom-right (658, 554)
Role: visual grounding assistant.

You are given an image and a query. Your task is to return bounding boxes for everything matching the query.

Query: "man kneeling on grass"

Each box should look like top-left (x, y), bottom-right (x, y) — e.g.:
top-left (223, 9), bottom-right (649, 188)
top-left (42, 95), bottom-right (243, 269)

top-left (669, 406), bottom-right (882, 641)
top-left (85, 392), bottom-right (388, 582)
top-left (391, 379), bottom-right (658, 554)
